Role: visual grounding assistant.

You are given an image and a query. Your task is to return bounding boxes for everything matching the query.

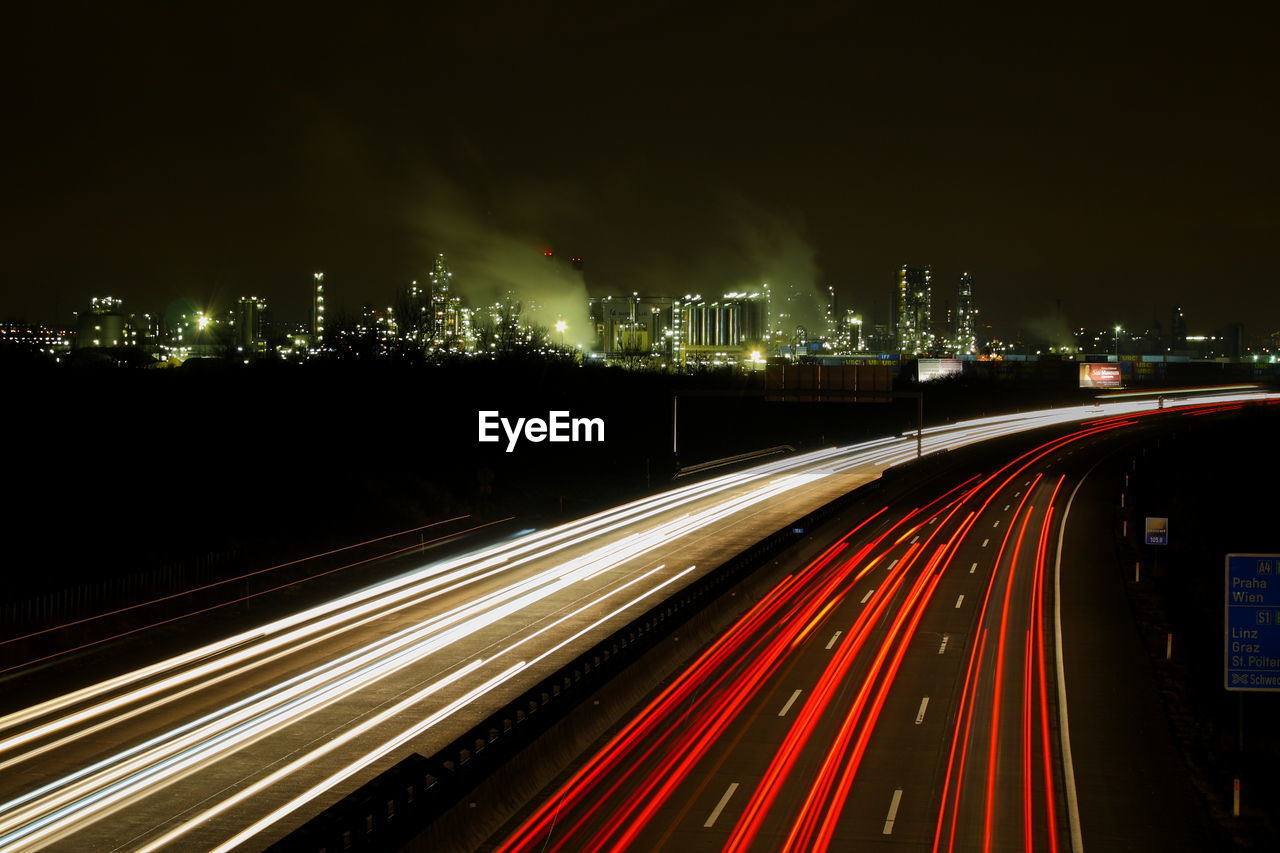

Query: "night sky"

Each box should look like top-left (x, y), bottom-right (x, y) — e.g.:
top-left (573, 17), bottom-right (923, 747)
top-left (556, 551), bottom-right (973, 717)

top-left (4, 2), bottom-right (1277, 339)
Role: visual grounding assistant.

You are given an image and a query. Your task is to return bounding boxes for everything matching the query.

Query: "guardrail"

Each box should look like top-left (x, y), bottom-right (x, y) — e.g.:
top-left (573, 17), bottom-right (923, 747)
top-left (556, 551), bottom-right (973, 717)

top-left (0, 516), bottom-right (500, 674)
top-left (673, 444), bottom-right (796, 479)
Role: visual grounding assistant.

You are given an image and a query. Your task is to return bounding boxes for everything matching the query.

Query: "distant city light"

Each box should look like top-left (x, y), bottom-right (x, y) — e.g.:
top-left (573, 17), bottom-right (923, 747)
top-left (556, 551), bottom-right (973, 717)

top-left (9, 264), bottom-right (1263, 370)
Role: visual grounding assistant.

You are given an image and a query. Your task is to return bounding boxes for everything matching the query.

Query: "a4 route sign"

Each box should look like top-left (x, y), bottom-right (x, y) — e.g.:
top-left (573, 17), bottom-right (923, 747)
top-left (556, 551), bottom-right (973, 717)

top-left (1226, 554), bottom-right (1280, 692)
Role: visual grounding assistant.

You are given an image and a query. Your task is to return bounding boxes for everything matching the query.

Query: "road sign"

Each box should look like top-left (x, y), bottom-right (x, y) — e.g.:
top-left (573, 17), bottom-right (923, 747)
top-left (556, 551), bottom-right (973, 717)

top-left (1225, 554), bottom-right (1280, 691)
top-left (1144, 517), bottom-right (1168, 545)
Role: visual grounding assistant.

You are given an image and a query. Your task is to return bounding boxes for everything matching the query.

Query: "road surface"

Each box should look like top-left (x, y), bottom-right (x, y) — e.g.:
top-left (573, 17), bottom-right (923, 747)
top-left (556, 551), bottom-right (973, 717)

top-left (0, 393), bottom-right (1269, 851)
top-left (491, 404), bottom-right (1239, 852)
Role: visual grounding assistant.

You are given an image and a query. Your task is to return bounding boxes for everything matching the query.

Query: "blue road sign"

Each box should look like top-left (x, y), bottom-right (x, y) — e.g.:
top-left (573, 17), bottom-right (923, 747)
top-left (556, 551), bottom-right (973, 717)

top-left (1225, 554), bottom-right (1280, 691)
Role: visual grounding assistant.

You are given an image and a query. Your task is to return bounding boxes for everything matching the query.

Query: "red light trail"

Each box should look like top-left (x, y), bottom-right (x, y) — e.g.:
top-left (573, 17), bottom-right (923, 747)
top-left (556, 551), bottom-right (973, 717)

top-left (495, 401), bottom-right (1254, 853)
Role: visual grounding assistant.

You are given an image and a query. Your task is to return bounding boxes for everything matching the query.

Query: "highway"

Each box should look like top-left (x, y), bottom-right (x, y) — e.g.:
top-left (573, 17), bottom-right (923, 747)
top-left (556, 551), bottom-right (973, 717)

top-left (491, 398), bottom-right (1265, 853)
top-left (0, 391), bottom-right (1272, 851)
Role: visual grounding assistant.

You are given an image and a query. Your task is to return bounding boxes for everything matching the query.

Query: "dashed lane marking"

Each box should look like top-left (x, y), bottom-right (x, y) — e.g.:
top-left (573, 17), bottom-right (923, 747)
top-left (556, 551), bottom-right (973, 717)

top-left (883, 789), bottom-right (904, 834)
top-left (704, 782), bottom-right (740, 828)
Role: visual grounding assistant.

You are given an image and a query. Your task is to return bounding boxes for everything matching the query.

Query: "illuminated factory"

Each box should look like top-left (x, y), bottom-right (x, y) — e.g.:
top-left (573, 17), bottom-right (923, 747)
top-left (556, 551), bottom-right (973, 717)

top-left (955, 272), bottom-right (978, 355)
top-left (27, 252), bottom-right (1275, 377)
top-left (73, 296), bottom-right (128, 350)
top-left (585, 291), bottom-right (769, 368)
top-left (675, 292), bottom-right (768, 367)
top-left (234, 296), bottom-right (268, 354)
top-left (588, 295), bottom-right (676, 365)
top-left (894, 265), bottom-right (933, 355)
top-left (427, 254), bottom-right (471, 350)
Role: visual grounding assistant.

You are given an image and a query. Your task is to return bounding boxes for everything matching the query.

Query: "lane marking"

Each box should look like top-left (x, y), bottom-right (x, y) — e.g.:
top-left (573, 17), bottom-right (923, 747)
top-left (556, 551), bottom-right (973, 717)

top-left (929, 517), bottom-right (937, 524)
top-left (887, 558), bottom-right (899, 571)
top-left (861, 589), bottom-right (875, 604)
top-left (883, 788), bottom-right (904, 834)
top-left (992, 519), bottom-right (1000, 528)
top-left (938, 635), bottom-right (949, 654)
top-left (982, 538), bottom-right (990, 548)
top-left (910, 535), bottom-right (920, 544)
top-left (778, 689), bottom-right (803, 717)
top-left (970, 562), bottom-right (978, 574)
top-left (704, 782), bottom-right (740, 827)
top-left (1056, 462), bottom-right (1101, 853)
top-left (1004, 504), bottom-right (1011, 511)
top-left (1015, 490), bottom-right (1022, 497)
top-left (825, 631), bottom-right (842, 650)
top-left (955, 594), bottom-right (965, 608)
top-left (915, 696), bottom-right (929, 724)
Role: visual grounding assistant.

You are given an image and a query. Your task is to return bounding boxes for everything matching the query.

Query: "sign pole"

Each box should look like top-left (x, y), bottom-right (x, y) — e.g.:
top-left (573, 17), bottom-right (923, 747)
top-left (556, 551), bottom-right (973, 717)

top-left (672, 394), bottom-right (678, 459)
top-left (916, 393), bottom-right (923, 459)
top-left (1236, 693), bottom-right (1244, 817)
top-left (1238, 692), bottom-right (1244, 752)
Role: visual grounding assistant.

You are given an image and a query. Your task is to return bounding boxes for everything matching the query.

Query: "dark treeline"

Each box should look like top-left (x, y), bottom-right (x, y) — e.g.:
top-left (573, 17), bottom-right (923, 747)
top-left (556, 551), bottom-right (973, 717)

top-left (3, 356), bottom-right (1127, 598)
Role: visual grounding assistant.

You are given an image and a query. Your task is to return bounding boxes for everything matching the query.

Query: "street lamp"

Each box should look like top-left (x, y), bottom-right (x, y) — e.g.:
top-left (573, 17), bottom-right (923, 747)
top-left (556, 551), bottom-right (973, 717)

top-left (555, 319), bottom-right (567, 346)
top-left (1114, 324), bottom-right (1123, 359)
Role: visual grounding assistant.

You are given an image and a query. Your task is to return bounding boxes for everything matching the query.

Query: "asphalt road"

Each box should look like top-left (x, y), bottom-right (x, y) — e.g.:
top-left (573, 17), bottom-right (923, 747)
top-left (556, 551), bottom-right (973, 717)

top-left (490, 402), bottom-right (1238, 853)
top-left (0, 394), bottom-right (1265, 852)
top-left (1057, 452), bottom-right (1212, 851)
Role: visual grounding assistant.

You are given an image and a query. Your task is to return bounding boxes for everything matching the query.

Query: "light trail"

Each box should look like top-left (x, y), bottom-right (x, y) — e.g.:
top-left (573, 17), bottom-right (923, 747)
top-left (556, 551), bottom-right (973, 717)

top-left (727, 490), bottom-right (978, 853)
top-left (568, 521), bottom-right (928, 853)
top-left (1036, 479), bottom-right (1065, 853)
top-left (492, 506), bottom-right (921, 853)
top-left (934, 473), bottom-right (1043, 853)
top-left (0, 392), bottom-right (1273, 851)
top-left (983, 497), bottom-right (1037, 852)
top-left (0, 463), bottom-right (846, 763)
top-left (1, 464), bottom-right (827, 842)
top-left (154, 563), bottom-right (706, 853)
top-left (779, 537), bottom-right (953, 853)
top-left (769, 419), bottom-right (1122, 853)
top-left (493, 397), bottom-right (1239, 853)
top-left (501, 414), bottom-right (1139, 851)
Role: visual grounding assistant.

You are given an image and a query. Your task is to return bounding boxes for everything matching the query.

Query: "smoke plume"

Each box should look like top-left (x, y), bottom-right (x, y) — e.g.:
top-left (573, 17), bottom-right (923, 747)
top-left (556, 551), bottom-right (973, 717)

top-left (405, 176), bottom-right (593, 348)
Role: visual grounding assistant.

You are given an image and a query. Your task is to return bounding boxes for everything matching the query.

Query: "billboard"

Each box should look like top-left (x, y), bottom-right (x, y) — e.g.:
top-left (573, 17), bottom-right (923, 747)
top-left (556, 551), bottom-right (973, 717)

top-left (1078, 362), bottom-right (1123, 388)
top-left (764, 363), bottom-right (892, 402)
top-left (918, 358), bottom-right (963, 382)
